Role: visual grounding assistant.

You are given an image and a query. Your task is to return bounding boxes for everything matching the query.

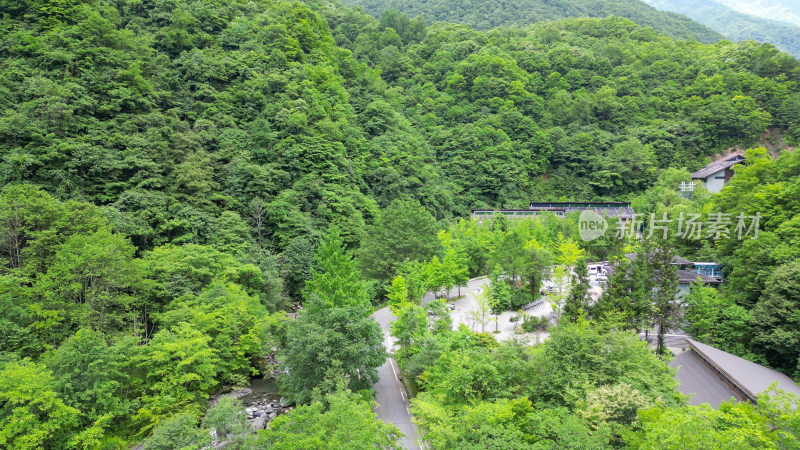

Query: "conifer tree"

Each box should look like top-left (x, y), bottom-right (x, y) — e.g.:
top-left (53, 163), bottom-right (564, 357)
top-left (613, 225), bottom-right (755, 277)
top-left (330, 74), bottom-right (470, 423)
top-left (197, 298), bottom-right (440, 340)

top-left (304, 228), bottom-right (371, 313)
top-left (563, 258), bottom-right (591, 323)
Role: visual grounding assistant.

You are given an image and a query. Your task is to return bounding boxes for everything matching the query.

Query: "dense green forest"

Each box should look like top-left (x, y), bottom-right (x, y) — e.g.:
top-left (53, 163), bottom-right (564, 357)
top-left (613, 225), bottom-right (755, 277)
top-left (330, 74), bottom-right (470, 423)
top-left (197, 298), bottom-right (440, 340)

top-left (2, 0), bottom-right (800, 447)
top-left (325, 9), bottom-right (800, 207)
top-left (381, 151), bottom-right (800, 448)
top-left (341, 0), bottom-right (722, 42)
top-left (3, 0), bottom-right (800, 247)
top-left (644, 0), bottom-right (800, 59)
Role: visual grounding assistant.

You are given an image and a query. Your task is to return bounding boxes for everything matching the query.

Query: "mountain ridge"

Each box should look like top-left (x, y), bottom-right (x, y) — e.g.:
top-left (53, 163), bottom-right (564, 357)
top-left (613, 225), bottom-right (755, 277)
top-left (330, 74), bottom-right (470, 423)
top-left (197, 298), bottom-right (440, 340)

top-left (644, 0), bottom-right (800, 59)
top-left (716, 0), bottom-right (800, 28)
top-left (340, 0), bottom-right (723, 43)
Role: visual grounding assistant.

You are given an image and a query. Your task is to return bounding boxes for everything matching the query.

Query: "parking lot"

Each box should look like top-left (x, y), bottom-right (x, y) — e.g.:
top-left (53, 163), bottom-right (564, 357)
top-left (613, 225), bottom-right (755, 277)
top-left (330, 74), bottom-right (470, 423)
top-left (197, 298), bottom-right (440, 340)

top-left (427, 277), bottom-right (553, 343)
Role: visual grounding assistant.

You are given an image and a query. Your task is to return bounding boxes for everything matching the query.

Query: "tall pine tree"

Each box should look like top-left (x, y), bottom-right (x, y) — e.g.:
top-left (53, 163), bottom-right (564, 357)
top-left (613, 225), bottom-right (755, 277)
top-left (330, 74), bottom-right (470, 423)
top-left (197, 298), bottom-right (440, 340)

top-left (642, 238), bottom-right (681, 356)
top-left (563, 257), bottom-right (590, 323)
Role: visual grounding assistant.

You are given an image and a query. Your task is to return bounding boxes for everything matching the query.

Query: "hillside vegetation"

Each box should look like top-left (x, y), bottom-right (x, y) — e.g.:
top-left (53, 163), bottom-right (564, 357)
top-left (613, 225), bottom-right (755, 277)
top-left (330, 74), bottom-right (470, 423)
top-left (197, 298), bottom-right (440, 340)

top-left (717, 0), bottom-right (800, 28)
top-left (2, 0), bottom-right (800, 446)
top-left (645, 0), bottom-right (800, 59)
top-left (341, 0), bottom-right (723, 42)
top-left (2, 0), bottom-right (798, 251)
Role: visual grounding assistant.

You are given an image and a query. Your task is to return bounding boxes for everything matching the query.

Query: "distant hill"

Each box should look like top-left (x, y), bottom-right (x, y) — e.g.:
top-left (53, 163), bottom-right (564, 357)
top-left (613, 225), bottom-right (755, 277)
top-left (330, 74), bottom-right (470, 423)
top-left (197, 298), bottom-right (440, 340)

top-left (716, 0), bottom-right (800, 28)
top-left (341, 0), bottom-right (723, 43)
top-left (644, 0), bottom-right (800, 59)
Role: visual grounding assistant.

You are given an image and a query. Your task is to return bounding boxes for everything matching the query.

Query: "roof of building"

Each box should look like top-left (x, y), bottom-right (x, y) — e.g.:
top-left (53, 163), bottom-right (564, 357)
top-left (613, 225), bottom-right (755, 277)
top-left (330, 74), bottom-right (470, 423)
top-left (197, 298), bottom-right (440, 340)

top-left (528, 202), bottom-right (631, 208)
top-left (677, 269), bottom-right (722, 284)
top-left (691, 155), bottom-right (745, 179)
top-left (624, 252), bottom-right (693, 266)
top-left (608, 254), bottom-right (721, 285)
top-left (603, 265), bottom-right (720, 285)
top-left (471, 202), bottom-right (635, 219)
top-left (471, 209), bottom-right (564, 213)
top-left (528, 202), bottom-right (635, 218)
top-left (686, 338), bottom-right (800, 401)
top-left (669, 348), bottom-right (745, 408)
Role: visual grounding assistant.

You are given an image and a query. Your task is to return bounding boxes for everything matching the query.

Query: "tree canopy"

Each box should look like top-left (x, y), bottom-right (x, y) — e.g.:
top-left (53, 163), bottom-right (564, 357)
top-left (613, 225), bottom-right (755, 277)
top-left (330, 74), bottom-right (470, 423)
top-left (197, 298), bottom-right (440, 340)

top-left (2, 0), bottom-right (800, 446)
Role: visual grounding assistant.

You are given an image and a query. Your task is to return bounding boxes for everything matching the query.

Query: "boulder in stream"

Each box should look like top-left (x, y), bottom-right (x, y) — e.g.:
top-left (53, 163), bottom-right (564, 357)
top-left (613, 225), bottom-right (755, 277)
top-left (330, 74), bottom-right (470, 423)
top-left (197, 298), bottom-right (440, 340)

top-left (251, 415), bottom-right (267, 432)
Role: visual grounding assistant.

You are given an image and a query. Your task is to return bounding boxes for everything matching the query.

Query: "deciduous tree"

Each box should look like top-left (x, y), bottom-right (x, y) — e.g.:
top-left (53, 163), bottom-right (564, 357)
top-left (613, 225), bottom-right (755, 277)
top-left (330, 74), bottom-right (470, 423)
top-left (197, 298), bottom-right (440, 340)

top-left (359, 199), bottom-right (440, 284)
top-left (751, 260), bottom-right (800, 374)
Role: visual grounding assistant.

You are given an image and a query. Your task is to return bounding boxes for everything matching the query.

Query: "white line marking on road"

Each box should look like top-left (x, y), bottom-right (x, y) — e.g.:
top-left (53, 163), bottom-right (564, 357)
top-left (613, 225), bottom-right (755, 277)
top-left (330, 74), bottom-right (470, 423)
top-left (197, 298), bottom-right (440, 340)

top-left (400, 388), bottom-right (406, 401)
top-left (390, 359), bottom-right (399, 382)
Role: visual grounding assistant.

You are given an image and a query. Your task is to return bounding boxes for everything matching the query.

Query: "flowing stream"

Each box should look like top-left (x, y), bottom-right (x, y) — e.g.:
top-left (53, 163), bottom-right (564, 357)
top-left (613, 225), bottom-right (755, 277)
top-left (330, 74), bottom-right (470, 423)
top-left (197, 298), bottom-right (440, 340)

top-left (240, 378), bottom-right (280, 406)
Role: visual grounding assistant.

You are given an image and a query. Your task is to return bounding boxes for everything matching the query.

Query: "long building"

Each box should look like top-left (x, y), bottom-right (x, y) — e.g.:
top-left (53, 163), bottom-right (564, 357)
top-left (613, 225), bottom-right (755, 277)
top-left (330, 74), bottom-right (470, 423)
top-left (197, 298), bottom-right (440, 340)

top-left (670, 338), bottom-right (800, 408)
top-left (471, 202), bottom-right (635, 221)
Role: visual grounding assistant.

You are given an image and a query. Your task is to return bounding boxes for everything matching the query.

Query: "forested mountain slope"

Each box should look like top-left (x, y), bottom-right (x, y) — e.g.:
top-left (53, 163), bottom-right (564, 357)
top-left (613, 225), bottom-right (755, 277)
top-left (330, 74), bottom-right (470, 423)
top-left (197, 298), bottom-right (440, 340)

top-left (340, 0), bottom-right (722, 43)
top-left (0, 0), bottom-right (451, 250)
top-left (326, 5), bottom-right (800, 202)
top-left (2, 0), bottom-right (800, 251)
top-left (717, 0), bottom-right (800, 28)
top-left (644, 0), bottom-right (800, 59)
top-left (3, 0), bottom-right (800, 446)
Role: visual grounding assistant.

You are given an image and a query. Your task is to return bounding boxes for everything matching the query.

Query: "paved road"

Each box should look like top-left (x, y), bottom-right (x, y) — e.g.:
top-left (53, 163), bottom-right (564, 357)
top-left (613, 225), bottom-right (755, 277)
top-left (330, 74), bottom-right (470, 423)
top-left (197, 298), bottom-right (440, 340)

top-left (371, 276), bottom-right (552, 448)
top-left (372, 307), bottom-right (421, 450)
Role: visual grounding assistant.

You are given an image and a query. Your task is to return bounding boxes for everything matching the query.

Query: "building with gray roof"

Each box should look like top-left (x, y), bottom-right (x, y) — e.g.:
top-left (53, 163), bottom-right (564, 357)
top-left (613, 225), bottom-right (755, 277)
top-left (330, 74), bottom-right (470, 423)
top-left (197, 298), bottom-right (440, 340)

top-left (669, 338), bottom-right (800, 408)
top-left (471, 202), bottom-right (635, 222)
top-left (602, 253), bottom-right (722, 297)
top-left (691, 153), bottom-right (745, 194)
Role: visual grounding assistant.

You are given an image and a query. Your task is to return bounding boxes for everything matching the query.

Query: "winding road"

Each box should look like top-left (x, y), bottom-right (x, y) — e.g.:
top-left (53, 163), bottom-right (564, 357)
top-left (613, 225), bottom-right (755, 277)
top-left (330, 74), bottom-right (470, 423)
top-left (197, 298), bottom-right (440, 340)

top-left (372, 307), bottom-right (421, 450)
top-left (370, 277), bottom-right (548, 449)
